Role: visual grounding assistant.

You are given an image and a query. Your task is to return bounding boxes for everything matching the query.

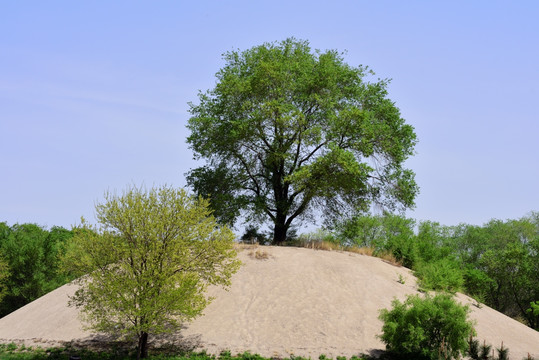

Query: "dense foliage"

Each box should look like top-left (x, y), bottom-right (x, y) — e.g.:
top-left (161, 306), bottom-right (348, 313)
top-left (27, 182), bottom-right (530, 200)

top-left (0, 254), bottom-right (9, 305)
top-left (61, 186), bottom-right (241, 359)
top-left (0, 345), bottom-right (374, 360)
top-left (332, 212), bottom-right (539, 329)
top-left (378, 293), bottom-right (474, 360)
top-left (0, 222), bottom-right (74, 317)
top-left (452, 217), bottom-right (539, 329)
top-left (187, 38), bottom-right (418, 244)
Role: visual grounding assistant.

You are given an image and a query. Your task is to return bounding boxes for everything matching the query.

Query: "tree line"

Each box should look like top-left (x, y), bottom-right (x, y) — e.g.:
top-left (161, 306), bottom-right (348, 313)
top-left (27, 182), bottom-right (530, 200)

top-left (329, 212), bottom-right (539, 330)
top-left (2, 211), bottom-right (537, 332)
top-left (0, 222), bottom-right (75, 317)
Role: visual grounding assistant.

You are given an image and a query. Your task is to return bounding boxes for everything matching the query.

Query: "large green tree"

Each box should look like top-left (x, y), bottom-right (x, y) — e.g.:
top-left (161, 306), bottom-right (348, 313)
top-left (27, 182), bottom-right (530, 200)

top-left (62, 186), bottom-right (241, 359)
top-left (187, 38), bottom-right (418, 244)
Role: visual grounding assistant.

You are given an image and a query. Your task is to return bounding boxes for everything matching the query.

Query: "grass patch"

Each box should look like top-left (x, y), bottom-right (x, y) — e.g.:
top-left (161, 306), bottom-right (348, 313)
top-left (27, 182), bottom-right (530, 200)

top-left (239, 244), bottom-right (271, 260)
top-left (0, 343), bottom-right (535, 360)
top-left (375, 251), bottom-right (401, 267)
top-left (307, 240), bottom-right (340, 251)
top-left (248, 248), bottom-right (270, 260)
top-left (0, 346), bottom-right (382, 360)
top-left (344, 246), bottom-right (375, 256)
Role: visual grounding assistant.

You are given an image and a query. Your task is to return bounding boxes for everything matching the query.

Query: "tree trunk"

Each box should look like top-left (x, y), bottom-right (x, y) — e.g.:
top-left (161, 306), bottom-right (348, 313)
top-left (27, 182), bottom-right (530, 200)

top-left (137, 331), bottom-right (149, 359)
top-left (272, 217), bottom-right (288, 245)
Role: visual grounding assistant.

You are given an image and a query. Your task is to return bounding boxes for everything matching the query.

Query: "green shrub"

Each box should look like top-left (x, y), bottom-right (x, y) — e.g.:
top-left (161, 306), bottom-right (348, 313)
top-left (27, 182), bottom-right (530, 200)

top-left (240, 226), bottom-right (268, 245)
top-left (463, 268), bottom-right (494, 302)
top-left (467, 334), bottom-right (480, 359)
top-left (478, 340), bottom-right (491, 360)
top-left (496, 342), bottom-right (509, 360)
top-left (414, 258), bottom-right (464, 293)
top-left (378, 293), bottom-right (475, 360)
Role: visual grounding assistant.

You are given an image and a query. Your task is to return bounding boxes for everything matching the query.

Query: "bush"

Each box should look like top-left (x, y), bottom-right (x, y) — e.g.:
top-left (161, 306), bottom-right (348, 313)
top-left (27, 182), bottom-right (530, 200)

top-left (378, 293), bottom-right (475, 360)
top-left (414, 258), bottom-right (464, 293)
top-left (463, 267), bottom-right (494, 303)
top-left (333, 214), bottom-right (417, 267)
top-left (240, 226), bottom-right (268, 245)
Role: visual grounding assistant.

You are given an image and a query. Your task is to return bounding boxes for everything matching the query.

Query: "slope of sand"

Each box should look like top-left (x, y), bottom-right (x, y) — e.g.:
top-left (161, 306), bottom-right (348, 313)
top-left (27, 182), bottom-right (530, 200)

top-left (0, 246), bottom-right (538, 359)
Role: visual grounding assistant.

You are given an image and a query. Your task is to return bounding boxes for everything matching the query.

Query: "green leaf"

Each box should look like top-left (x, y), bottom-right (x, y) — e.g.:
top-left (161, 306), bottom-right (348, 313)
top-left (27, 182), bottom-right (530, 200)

top-left (186, 38), bottom-right (418, 244)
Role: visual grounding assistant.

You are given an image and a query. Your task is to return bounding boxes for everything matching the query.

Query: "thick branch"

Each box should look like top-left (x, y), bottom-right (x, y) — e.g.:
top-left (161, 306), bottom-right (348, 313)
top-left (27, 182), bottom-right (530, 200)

top-left (285, 194), bottom-right (312, 227)
top-left (233, 151), bottom-right (262, 196)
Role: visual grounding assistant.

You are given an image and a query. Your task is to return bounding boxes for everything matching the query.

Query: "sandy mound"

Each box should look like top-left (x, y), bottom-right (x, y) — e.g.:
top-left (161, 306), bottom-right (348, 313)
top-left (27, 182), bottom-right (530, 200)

top-left (0, 246), bottom-right (538, 358)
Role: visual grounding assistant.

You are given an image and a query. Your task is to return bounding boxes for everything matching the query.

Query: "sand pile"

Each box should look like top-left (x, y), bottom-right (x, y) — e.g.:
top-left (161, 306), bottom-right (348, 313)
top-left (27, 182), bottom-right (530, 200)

top-left (0, 246), bottom-right (537, 358)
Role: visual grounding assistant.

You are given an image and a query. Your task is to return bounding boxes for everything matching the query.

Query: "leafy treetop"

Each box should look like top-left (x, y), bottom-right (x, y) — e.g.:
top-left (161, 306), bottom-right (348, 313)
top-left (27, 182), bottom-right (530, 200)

top-left (62, 185), bottom-right (240, 359)
top-left (187, 38), bottom-right (418, 244)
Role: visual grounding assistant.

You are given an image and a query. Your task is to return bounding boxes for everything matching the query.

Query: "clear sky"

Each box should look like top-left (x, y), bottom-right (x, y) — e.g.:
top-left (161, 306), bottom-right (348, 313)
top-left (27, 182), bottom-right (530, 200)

top-left (1, 1), bottom-right (538, 231)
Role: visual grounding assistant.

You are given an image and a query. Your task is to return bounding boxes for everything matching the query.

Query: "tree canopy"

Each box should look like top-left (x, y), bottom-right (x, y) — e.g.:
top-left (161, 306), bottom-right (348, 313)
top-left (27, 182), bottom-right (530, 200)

top-left (332, 212), bottom-right (539, 330)
top-left (0, 222), bottom-right (73, 317)
top-left (187, 38), bottom-right (418, 244)
top-left (62, 186), bottom-right (241, 359)
top-left (0, 255), bottom-right (8, 306)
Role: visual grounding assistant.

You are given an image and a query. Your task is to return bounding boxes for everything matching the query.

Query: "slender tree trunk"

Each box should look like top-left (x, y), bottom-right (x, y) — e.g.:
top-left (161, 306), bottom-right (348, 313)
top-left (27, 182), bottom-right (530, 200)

top-left (137, 331), bottom-right (149, 359)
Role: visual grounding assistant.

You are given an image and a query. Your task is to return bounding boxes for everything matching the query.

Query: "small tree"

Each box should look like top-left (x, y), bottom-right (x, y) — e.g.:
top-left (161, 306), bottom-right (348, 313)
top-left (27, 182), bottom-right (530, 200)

top-left (62, 185), bottom-right (241, 359)
top-left (468, 334), bottom-right (480, 359)
top-left (240, 225), bottom-right (267, 244)
top-left (496, 342), bottom-right (509, 360)
top-left (414, 258), bottom-right (464, 293)
top-left (479, 340), bottom-right (492, 360)
top-left (379, 293), bottom-right (475, 360)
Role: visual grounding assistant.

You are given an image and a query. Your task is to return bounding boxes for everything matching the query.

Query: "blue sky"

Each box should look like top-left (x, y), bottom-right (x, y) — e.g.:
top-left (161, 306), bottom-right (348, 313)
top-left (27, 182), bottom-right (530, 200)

top-left (1, 1), bottom-right (538, 231)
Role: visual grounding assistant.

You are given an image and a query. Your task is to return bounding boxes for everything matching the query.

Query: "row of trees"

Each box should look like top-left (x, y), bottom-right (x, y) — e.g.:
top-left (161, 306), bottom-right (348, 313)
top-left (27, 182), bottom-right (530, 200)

top-left (0, 222), bottom-right (75, 317)
top-left (330, 212), bottom-right (539, 330)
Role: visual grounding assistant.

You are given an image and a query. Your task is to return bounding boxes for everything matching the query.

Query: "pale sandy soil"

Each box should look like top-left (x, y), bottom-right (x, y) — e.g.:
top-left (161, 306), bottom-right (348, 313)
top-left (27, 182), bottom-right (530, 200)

top-left (0, 246), bottom-right (537, 359)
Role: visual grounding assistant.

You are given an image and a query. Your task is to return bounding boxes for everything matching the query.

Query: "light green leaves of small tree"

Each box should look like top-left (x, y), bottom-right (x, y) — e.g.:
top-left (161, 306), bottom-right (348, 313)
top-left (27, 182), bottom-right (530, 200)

top-left (62, 185), bottom-right (241, 359)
